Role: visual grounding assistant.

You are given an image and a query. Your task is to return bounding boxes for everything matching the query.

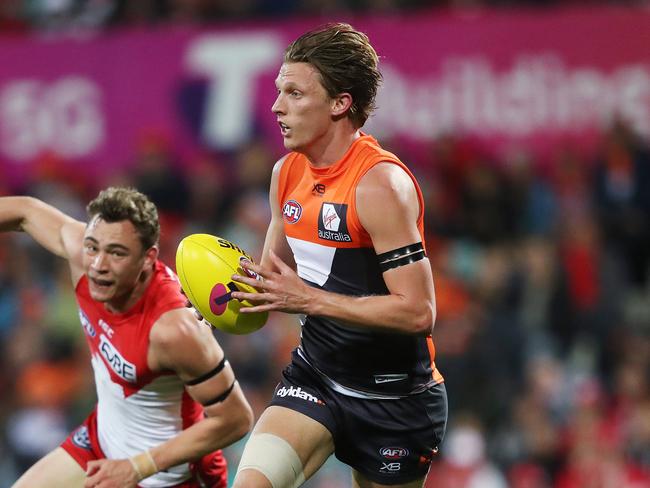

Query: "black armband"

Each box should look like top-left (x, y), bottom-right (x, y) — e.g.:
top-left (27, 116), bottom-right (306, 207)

top-left (203, 381), bottom-right (237, 407)
top-left (377, 242), bottom-right (426, 272)
top-left (185, 356), bottom-right (228, 386)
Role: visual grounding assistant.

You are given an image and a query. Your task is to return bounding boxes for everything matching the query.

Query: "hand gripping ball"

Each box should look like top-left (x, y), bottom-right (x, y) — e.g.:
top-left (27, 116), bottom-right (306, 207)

top-left (176, 234), bottom-right (268, 334)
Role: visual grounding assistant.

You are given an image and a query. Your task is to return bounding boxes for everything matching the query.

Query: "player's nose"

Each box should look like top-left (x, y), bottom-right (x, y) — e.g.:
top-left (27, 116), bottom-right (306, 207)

top-left (272, 93), bottom-right (285, 115)
top-left (91, 252), bottom-right (109, 271)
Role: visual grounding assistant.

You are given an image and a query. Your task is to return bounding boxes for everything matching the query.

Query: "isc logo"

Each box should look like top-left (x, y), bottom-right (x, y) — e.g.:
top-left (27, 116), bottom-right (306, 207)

top-left (380, 447), bottom-right (409, 459)
top-left (282, 200), bottom-right (302, 224)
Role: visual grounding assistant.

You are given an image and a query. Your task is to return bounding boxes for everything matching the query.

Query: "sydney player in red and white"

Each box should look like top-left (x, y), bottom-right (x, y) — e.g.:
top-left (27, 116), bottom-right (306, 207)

top-left (1, 187), bottom-right (253, 488)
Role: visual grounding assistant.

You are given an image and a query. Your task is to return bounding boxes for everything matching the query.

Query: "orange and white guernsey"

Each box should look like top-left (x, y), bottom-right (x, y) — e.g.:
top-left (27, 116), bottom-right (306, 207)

top-left (278, 134), bottom-right (444, 398)
top-left (75, 261), bottom-right (217, 487)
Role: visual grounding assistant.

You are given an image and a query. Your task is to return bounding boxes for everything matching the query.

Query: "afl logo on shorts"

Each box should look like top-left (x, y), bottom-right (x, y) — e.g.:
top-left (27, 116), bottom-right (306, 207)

top-left (380, 447), bottom-right (409, 459)
top-left (283, 200), bottom-right (302, 224)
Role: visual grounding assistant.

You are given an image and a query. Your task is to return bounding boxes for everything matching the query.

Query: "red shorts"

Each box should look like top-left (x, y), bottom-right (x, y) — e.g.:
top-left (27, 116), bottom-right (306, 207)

top-left (61, 409), bottom-right (228, 488)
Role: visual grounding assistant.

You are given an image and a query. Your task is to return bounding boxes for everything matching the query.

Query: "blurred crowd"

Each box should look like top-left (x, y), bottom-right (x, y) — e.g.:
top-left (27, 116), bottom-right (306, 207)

top-left (1, 116), bottom-right (649, 487)
top-left (1, 0), bottom-right (649, 34)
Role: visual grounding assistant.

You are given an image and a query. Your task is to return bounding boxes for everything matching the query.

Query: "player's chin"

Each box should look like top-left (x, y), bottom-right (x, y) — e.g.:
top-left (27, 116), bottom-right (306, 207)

top-left (282, 135), bottom-right (300, 151)
top-left (88, 289), bottom-right (113, 302)
top-left (88, 283), bottom-right (115, 301)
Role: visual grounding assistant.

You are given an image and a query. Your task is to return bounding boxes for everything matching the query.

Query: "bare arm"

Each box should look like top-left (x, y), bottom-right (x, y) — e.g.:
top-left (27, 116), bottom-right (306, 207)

top-left (147, 307), bottom-right (254, 470)
top-left (85, 307), bottom-right (253, 488)
top-left (0, 196), bottom-right (86, 282)
top-left (260, 157), bottom-right (294, 270)
top-left (309, 163), bottom-right (435, 334)
top-left (233, 163), bottom-right (436, 336)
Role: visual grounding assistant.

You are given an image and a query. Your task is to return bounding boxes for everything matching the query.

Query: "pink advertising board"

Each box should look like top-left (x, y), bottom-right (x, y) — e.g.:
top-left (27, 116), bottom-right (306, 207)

top-left (1, 7), bottom-right (649, 187)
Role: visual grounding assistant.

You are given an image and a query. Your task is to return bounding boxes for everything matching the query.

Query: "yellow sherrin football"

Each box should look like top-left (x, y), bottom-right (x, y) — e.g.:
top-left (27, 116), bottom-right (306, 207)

top-left (175, 234), bottom-right (268, 334)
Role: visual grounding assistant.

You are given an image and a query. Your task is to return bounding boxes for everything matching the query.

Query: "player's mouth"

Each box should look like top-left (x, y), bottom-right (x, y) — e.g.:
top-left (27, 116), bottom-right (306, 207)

top-left (278, 121), bottom-right (290, 136)
top-left (89, 276), bottom-right (115, 291)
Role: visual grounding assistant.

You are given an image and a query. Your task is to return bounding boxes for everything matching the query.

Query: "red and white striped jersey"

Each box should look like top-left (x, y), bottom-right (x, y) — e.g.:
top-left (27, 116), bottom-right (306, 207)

top-left (75, 261), bottom-right (207, 487)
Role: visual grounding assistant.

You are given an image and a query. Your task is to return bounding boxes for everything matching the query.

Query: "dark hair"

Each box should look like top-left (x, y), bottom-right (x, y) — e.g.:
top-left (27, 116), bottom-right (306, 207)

top-left (284, 23), bottom-right (382, 128)
top-left (86, 187), bottom-right (160, 250)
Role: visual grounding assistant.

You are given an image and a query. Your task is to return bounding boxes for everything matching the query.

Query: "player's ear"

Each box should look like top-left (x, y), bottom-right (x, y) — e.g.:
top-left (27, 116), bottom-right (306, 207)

top-left (331, 92), bottom-right (352, 117)
top-left (144, 245), bottom-right (159, 267)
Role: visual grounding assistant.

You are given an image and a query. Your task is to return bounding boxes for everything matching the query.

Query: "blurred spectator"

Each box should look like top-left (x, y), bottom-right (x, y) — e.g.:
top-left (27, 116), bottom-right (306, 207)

top-left (426, 414), bottom-right (508, 488)
top-left (182, 152), bottom-right (229, 234)
top-left (459, 162), bottom-right (518, 244)
top-left (24, 0), bottom-right (116, 32)
top-left (130, 129), bottom-right (190, 217)
top-left (504, 151), bottom-right (558, 238)
top-left (593, 119), bottom-right (650, 290)
top-left (15, 0), bottom-right (650, 33)
top-left (555, 378), bottom-right (650, 488)
top-left (0, 1), bottom-right (28, 32)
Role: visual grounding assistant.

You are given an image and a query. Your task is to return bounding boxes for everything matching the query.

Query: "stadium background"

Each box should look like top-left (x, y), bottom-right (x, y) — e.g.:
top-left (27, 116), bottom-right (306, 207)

top-left (1, 1), bottom-right (650, 487)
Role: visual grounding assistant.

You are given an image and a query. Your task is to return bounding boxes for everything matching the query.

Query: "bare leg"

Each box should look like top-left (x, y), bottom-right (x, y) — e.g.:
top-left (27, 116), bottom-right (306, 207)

top-left (12, 447), bottom-right (86, 488)
top-left (233, 406), bottom-right (335, 488)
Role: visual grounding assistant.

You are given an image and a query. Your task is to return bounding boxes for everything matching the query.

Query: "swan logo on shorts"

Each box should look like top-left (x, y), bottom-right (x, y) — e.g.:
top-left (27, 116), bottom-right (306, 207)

top-left (72, 426), bottom-right (92, 450)
top-left (318, 203), bottom-right (351, 242)
top-left (283, 200), bottom-right (302, 224)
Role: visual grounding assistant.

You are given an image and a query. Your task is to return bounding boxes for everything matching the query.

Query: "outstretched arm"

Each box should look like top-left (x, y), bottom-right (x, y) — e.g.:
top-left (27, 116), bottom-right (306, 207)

top-left (0, 196), bottom-right (86, 280)
top-left (84, 307), bottom-right (253, 488)
top-left (232, 162), bottom-right (436, 335)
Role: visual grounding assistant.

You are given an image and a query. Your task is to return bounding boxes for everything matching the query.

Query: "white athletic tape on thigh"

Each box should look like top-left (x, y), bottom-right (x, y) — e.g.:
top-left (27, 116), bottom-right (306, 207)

top-left (236, 433), bottom-right (306, 488)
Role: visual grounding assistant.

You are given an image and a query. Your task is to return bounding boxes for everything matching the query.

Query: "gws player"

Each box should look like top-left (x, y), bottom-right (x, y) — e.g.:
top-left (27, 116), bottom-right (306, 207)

top-left (231, 23), bottom-right (447, 488)
top-left (1, 187), bottom-right (253, 488)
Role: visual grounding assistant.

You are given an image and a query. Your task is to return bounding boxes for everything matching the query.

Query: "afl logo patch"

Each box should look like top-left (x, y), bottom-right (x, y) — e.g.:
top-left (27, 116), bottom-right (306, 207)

top-left (283, 200), bottom-right (302, 224)
top-left (78, 310), bottom-right (95, 337)
top-left (380, 447), bottom-right (409, 459)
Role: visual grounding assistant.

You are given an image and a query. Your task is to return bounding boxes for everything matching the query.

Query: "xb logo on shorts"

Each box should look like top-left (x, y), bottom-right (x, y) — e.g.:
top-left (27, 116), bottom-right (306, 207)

top-left (282, 200), bottom-right (302, 224)
top-left (379, 462), bottom-right (401, 474)
top-left (318, 202), bottom-right (352, 242)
